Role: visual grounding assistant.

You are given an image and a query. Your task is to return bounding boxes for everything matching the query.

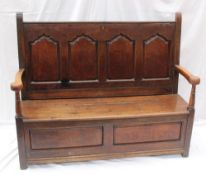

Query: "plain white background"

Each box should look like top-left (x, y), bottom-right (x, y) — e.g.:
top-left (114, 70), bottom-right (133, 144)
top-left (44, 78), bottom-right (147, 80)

top-left (0, 0), bottom-right (206, 174)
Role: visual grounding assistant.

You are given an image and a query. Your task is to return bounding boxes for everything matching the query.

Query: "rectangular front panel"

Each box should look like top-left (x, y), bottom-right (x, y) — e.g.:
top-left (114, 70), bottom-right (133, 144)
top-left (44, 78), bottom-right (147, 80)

top-left (24, 115), bottom-right (187, 161)
top-left (114, 122), bottom-right (181, 145)
top-left (22, 22), bottom-right (178, 99)
top-left (30, 126), bottom-right (103, 149)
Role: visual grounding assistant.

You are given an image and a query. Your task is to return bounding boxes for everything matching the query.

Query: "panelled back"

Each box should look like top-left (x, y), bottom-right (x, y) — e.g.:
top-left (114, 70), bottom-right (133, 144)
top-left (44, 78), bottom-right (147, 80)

top-left (18, 16), bottom-right (181, 99)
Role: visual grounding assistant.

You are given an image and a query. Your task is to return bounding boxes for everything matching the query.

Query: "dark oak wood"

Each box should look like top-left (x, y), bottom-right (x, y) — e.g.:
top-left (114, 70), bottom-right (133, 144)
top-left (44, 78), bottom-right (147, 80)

top-left (143, 34), bottom-right (169, 78)
top-left (22, 19), bottom-right (176, 99)
top-left (107, 34), bottom-right (134, 80)
top-left (30, 35), bottom-right (60, 81)
top-left (113, 122), bottom-right (181, 144)
top-left (10, 12), bottom-right (200, 169)
top-left (16, 13), bottom-right (26, 69)
top-left (22, 116), bottom-right (187, 159)
top-left (16, 117), bottom-right (27, 169)
top-left (30, 126), bottom-right (103, 149)
top-left (69, 35), bottom-right (98, 81)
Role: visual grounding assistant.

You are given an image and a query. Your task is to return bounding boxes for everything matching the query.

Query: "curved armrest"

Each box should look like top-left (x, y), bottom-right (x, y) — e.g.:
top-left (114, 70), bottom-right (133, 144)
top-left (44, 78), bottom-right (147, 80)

top-left (175, 65), bottom-right (200, 110)
top-left (10, 69), bottom-right (25, 91)
top-left (175, 65), bottom-right (200, 85)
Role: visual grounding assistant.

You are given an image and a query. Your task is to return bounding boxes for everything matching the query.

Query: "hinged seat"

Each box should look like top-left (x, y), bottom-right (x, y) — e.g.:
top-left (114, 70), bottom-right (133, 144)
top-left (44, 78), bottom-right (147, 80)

top-left (21, 94), bottom-right (188, 122)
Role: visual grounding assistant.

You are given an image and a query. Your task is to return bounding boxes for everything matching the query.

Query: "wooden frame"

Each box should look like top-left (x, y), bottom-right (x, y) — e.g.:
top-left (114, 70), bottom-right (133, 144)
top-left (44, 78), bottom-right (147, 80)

top-left (11, 12), bottom-right (200, 169)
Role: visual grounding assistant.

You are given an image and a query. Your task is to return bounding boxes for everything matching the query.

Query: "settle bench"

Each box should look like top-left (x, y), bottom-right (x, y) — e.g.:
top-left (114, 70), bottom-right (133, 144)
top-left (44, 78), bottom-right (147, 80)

top-left (11, 12), bottom-right (200, 169)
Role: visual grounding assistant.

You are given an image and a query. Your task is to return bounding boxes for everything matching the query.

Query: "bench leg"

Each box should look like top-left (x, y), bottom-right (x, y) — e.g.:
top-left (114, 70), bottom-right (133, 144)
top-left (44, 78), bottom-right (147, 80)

top-left (182, 110), bottom-right (195, 158)
top-left (16, 117), bottom-right (28, 169)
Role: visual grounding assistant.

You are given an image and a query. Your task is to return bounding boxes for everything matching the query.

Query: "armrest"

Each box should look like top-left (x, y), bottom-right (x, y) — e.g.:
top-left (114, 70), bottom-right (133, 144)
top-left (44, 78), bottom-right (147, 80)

top-left (175, 65), bottom-right (200, 85)
top-left (175, 65), bottom-right (200, 110)
top-left (10, 69), bottom-right (25, 91)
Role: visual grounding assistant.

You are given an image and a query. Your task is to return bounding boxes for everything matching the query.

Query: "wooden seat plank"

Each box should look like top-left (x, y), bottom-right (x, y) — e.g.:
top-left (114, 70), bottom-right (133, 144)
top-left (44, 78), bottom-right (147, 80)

top-left (21, 94), bottom-right (188, 122)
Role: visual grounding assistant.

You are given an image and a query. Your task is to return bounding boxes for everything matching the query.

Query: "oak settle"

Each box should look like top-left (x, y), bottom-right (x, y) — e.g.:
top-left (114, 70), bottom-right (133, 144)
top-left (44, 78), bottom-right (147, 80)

top-left (11, 12), bottom-right (200, 169)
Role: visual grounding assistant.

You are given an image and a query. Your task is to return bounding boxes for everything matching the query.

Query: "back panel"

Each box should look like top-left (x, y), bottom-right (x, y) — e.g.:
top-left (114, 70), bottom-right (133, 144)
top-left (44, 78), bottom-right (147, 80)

top-left (17, 14), bottom-right (181, 100)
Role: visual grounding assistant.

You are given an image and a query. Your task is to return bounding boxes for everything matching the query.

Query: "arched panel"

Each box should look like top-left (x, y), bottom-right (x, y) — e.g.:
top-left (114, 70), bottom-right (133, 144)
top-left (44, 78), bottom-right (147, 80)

top-left (30, 35), bottom-right (60, 81)
top-left (107, 34), bottom-right (134, 80)
top-left (143, 34), bottom-right (170, 79)
top-left (22, 21), bottom-right (177, 100)
top-left (69, 35), bottom-right (98, 81)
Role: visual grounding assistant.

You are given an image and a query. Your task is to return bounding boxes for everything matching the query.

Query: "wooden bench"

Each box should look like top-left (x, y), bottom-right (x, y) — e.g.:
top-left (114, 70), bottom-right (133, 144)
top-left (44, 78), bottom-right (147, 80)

top-left (11, 12), bottom-right (200, 169)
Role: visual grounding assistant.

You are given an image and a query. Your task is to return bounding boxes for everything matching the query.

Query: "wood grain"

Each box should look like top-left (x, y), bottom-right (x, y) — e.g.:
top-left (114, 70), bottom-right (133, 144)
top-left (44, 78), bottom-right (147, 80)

top-left (69, 35), bottom-right (98, 81)
top-left (30, 35), bottom-right (60, 81)
top-left (107, 34), bottom-right (134, 80)
top-left (143, 34), bottom-right (169, 79)
top-left (30, 126), bottom-right (103, 149)
top-left (114, 122), bottom-right (181, 144)
top-left (21, 95), bottom-right (188, 122)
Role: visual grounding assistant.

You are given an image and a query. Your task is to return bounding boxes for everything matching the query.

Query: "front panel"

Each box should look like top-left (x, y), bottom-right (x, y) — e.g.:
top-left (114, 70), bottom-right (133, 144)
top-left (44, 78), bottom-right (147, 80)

top-left (24, 116), bottom-right (187, 161)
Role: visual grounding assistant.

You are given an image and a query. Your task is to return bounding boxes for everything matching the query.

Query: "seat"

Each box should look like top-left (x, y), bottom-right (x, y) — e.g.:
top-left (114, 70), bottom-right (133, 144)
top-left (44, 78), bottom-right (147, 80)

top-left (21, 94), bottom-right (188, 122)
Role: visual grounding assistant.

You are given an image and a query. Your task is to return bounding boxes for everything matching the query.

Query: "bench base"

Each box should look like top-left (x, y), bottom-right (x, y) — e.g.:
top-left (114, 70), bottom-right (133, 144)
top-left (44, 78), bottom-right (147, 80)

top-left (17, 113), bottom-right (192, 169)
